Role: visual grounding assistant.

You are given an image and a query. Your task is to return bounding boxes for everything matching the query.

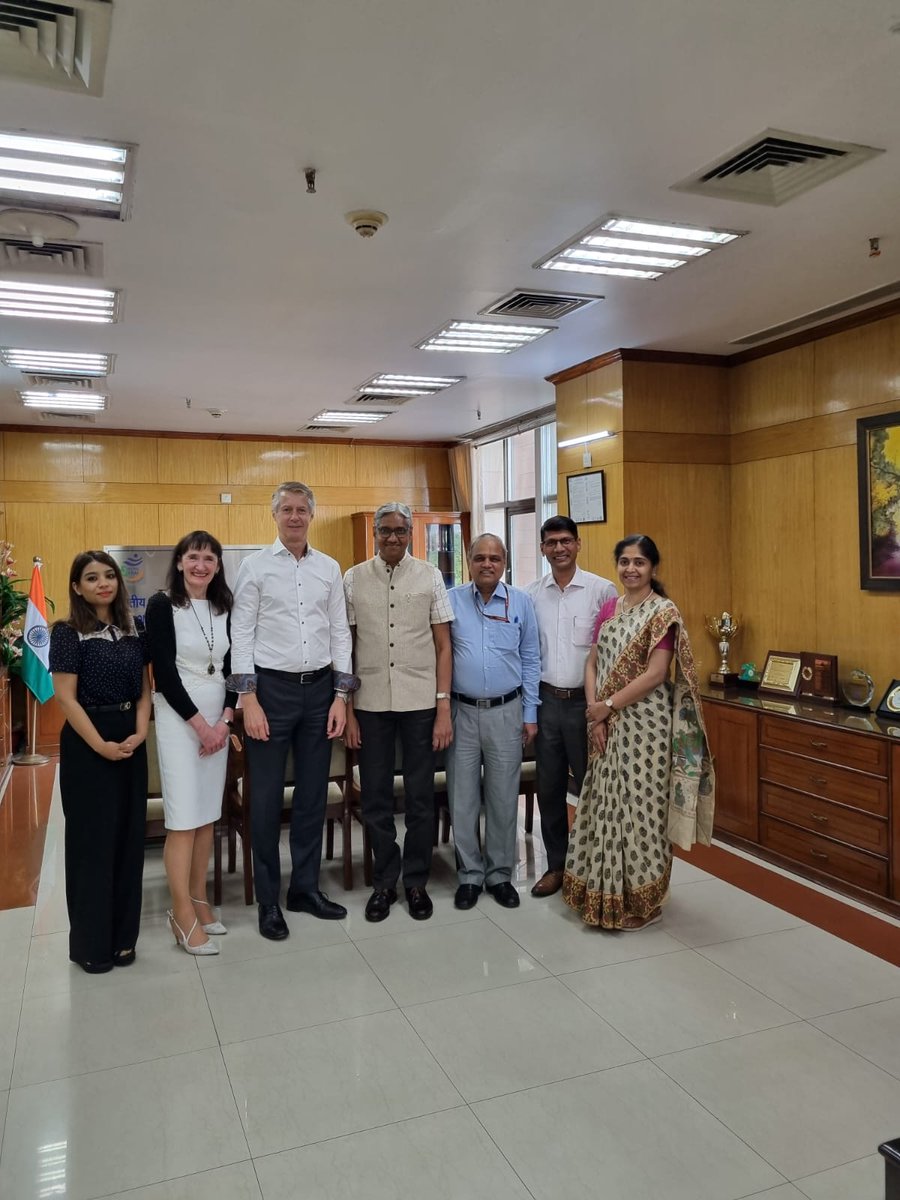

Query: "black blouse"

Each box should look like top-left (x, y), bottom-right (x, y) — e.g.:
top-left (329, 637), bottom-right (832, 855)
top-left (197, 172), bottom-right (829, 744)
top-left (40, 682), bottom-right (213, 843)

top-left (145, 590), bottom-right (237, 722)
top-left (49, 619), bottom-right (148, 708)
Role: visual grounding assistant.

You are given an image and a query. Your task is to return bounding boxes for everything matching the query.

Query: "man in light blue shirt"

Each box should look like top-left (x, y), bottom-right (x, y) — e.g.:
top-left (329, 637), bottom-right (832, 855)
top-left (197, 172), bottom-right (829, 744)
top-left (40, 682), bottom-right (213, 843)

top-left (447, 534), bottom-right (540, 910)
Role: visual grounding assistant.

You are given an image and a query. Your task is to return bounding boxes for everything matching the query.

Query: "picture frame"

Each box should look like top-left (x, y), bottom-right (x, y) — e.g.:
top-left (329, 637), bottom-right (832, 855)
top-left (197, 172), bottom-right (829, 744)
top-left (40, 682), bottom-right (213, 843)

top-left (876, 678), bottom-right (900, 720)
top-left (758, 650), bottom-right (802, 696)
top-left (798, 652), bottom-right (838, 703)
top-left (566, 469), bottom-right (606, 525)
top-left (857, 409), bottom-right (900, 591)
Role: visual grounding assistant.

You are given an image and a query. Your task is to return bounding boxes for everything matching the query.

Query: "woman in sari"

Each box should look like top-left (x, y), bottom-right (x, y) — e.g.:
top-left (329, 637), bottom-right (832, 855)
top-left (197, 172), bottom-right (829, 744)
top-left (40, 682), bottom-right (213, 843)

top-left (563, 534), bottom-right (714, 930)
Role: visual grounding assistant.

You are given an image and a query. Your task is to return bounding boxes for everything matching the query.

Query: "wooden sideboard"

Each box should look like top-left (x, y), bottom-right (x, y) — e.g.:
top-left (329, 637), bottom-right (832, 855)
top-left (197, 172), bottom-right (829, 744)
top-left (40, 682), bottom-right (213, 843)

top-left (703, 689), bottom-right (900, 916)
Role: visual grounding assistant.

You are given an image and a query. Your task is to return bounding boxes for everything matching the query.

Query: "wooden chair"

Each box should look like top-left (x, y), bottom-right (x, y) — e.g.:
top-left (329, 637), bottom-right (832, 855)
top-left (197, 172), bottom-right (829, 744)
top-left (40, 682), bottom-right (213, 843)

top-left (144, 718), bottom-right (167, 844)
top-left (214, 713), bottom-right (354, 904)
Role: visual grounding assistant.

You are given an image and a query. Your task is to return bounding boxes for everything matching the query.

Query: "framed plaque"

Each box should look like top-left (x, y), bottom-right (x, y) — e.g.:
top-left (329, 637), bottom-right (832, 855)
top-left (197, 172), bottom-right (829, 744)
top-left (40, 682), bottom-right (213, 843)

top-left (876, 679), bottom-right (900, 719)
top-left (798, 652), bottom-right (838, 702)
top-left (758, 650), bottom-right (802, 696)
top-left (566, 470), bottom-right (606, 525)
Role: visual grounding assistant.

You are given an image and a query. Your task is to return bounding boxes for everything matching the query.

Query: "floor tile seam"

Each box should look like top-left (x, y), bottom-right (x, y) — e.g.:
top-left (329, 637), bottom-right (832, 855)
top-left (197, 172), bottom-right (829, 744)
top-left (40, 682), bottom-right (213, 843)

top-left (213, 997), bottom-right (400, 1050)
top-left (801, 1017), bottom-right (900, 1085)
top-left (197, 931), bottom-right (364, 977)
top-left (618, 1013), bottom-right (803, 1060)
top-left (465, 1099), bottom-right (541, 1200)
top-left (453, 1055), bottom-right (653, 1105)
top-left (551, 944), bottom-right (697, 985)
top-left (343, 931), bottom-right (407, 1008)
top-left (805, 989), bottom-right (900, 1021)
top-left (392, 1000), bottom-right (469, 1105)
top-left (8, 1030), bottom-right (227, 1092)
top-left (790, 1149), bottom-right (886, 1188)
top-left (519, 974), bottom-right (652, 1061)
top-left (78, 1155), bottom-right (256, 1200)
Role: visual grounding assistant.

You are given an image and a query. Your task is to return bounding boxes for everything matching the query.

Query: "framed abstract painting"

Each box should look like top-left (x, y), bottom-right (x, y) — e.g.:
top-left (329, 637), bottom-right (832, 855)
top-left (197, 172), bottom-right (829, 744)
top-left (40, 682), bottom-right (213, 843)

top-left (857, 409), bottom-right (900, 591)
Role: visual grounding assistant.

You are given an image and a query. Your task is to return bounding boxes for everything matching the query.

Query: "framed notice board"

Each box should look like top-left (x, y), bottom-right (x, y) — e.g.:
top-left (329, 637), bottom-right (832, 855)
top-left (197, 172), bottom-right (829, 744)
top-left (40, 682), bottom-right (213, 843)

top-left (566, 470), bottom-right (606, 524)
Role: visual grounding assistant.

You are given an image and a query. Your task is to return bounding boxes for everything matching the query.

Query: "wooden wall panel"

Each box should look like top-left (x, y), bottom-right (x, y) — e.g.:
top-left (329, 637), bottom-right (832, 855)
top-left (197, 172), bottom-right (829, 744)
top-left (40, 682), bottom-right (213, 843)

top-left (554, 374), bottom-right (588, 446)
top-left (4, 432), bottom-right (84, 481)
top-left (814, 315), bottom-right (900, 416)
top-left (312, 506), bottom-right (358, 571)
top-left (226, 504), bottom-right (275, 547)
top-left (157, 505), bottom-right (228, 546)
top-left (417, 447), bottom-right (452, 491)
top-left (584, 362), bottom-right (624, 435)
top-left (730, 398), bottom-right (900, 463)
top-left (83, 435), bottom-right (158, 483)
top-left (624, 462), bottom-right (731, 659)
top-left (84, 504), bottom-right (161, 550)
top-left (623, 361), bottom-right (729, 435)
top-left (5, 502), bottom-right (85, 614)
top-left (157, 439), bottom-right (228, 485)
top-left (730, 455), bottom-right (817, 670)
top-left (729, 344), bottom-right (814, 434)
top-left (226, 441), bottom-right (293, 486)
top-left (813, 446), bottom-right (895, 700)
top-left (622, 431), bottom-right (729, 464)
top-left (291, 443), bottom-right (354, 487)
top-left (353, 445), bottom-right (419, 489)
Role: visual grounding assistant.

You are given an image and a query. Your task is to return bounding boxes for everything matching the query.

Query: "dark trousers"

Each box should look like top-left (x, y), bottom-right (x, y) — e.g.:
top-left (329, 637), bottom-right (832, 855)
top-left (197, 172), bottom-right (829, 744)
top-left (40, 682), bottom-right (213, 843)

top-left (535, 688), bottom-right (588, 872)
top-left (245, 670), bottom-right (333, 905)
top-left (60, 710), bottom-right (148, 965)
top-left (356, 708), bottom-right (436, 889)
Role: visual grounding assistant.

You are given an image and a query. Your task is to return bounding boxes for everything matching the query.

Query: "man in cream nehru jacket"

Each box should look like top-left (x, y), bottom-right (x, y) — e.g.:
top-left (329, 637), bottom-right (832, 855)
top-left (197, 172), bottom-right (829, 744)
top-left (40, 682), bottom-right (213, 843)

top-left (343, 502), bottom-right (454, 923)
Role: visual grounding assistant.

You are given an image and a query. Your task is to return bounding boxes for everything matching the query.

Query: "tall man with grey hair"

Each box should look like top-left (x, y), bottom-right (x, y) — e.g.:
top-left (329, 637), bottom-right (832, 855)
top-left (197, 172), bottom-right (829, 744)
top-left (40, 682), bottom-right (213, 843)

top-left (229, 481), bottom-right (355, 941)
top-left (447, 534), bottom-right (540, 910)
top-left (343, 502), bottom-right (454, 922)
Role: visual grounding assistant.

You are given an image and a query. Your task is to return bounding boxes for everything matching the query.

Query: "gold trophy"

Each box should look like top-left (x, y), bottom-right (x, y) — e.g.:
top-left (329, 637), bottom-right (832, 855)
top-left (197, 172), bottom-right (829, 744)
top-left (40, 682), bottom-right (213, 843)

top-left (704, 612), bottom-right (741, 688)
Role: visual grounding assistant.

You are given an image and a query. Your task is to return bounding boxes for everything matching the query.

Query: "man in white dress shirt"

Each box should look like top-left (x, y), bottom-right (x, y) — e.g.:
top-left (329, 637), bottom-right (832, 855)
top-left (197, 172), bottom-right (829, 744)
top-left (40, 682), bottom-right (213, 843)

top-left (229, 482), bottom-right (354, 940)
top-left (525, 515), bottom-right (616, 897)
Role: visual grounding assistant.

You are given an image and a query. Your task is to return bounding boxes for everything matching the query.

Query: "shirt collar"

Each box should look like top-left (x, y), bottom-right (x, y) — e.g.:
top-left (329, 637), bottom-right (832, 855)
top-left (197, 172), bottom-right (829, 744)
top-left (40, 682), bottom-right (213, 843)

top-left (543, 564), bottom-right (584, 590)
top-left (272, 538), bottom-right (312, 559)
top-left (470, 578), bottom-right (509, 604)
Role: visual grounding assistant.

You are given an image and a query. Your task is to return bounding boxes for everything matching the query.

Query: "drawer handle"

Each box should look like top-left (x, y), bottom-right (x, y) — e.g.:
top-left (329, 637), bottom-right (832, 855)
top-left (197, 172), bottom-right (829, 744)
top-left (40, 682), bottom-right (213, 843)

top-left (810, 850), bottom-right (829, 861)
top-left (810, 777), bottom-right (828, 788)
top-left (809, 812), bottom-right (829, 824)
top-left (810, 739), bottom-right (828, 749)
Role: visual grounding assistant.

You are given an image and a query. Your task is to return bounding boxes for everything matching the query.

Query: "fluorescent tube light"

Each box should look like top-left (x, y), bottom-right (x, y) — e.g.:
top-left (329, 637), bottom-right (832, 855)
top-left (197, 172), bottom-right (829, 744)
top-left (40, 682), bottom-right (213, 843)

top-left (20, 390), bottom-right (108, 411)
top-left (312, 410), bottom-right (390, 424)
top-left (0, 129), bottom-right (134, 219)
top-left (1, 348), bottom-right (113, 375)
top-left (0, 282), bottom-right (119, 323)
top-left (360, 373), bottom-right (463, 395)
top-left (557, 430), bottom-right (614, 448)
top-left (417, 320), bottom-right (554, 353)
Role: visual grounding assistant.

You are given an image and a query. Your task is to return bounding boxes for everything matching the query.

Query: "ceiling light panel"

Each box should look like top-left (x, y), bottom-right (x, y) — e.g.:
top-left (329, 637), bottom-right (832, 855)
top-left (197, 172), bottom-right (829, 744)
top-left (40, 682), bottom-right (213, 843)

top-left (0, 281), bottom-right (119, 322)
top-left (358, 373), bottom-right (464, 396)
top-left (311, 410), bottom-right (391, 425)
top-left (1, 347), bottom-right (113, 375)
top-left (0, 131), bottom-right (135, 220)
top-left (535, 214), bottom-right (746, 280)
top-left (417, 320), bottom-right (555, 353)
top-left (20, 389), bottom-right (108, 411)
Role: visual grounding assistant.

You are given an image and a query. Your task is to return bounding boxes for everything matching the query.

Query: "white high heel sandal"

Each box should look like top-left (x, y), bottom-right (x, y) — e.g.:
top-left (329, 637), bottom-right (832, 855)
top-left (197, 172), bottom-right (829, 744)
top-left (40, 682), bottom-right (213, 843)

top-left (167, 909), bottom-right (219, 956)
top-left (191, 897), bottom-right (227, 935)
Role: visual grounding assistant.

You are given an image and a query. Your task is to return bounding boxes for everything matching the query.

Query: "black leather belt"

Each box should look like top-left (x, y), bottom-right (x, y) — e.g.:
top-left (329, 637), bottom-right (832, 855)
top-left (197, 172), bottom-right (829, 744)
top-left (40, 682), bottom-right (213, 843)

top-left (451, 687), bottom-right (522, 709)
top-left (258, 665), bottom-right (331, 685)
top-left (540, 683), bottom-right (584, 701)
top-left (84, 701), bottom-right (133, 712)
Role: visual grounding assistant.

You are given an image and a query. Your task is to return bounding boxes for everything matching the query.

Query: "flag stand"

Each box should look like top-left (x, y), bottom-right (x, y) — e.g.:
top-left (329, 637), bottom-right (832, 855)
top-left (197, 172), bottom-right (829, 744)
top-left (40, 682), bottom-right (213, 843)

top-left (13, 691), bottom-right (49, 766)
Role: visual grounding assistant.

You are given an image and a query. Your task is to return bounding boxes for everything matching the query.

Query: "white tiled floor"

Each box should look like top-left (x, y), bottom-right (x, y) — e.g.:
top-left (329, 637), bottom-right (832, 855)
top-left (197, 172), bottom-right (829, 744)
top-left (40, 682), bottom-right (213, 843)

top-left (0, 793), bottom-right (899, 1199)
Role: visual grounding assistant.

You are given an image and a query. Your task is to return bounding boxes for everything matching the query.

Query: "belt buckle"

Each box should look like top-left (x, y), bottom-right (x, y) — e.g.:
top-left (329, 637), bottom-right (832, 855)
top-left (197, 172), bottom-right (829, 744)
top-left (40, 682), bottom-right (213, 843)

top-left (475, 697), bottom-right (491, 709)
top-left (120, 701), bottom-right (132, 711)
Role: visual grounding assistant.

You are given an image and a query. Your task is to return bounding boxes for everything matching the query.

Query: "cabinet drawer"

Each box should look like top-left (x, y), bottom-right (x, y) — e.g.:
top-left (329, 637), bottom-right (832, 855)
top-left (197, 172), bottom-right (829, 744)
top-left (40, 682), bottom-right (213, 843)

top-left (760, 815), bottom-right (888, 896)
top-left (760, 783), bottom-right (888, 856)
top-left (759, 716), bottom-right (887, 776)
top-left (759, 748), bottom-right (888, 817)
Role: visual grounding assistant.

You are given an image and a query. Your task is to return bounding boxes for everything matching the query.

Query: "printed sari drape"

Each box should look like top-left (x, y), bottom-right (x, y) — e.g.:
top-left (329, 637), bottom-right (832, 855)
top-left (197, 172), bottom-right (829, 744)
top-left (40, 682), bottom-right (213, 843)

top-left (562, 594), bottom-right (714, 928)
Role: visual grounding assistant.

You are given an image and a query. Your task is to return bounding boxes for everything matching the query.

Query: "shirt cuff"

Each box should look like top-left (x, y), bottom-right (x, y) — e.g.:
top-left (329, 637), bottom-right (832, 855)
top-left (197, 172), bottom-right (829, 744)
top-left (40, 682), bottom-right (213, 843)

top-left (333, 670), bottom-right (360, 693)
top-left (523, 706), bottom-right (538, 723)
top-left (225, 672), bottom-right (257, 694)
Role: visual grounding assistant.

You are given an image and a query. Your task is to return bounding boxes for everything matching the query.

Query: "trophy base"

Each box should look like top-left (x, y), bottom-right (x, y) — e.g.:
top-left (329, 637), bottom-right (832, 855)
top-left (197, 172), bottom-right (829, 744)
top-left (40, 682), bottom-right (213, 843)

top-left (709, 671), bottom-right (738, 689)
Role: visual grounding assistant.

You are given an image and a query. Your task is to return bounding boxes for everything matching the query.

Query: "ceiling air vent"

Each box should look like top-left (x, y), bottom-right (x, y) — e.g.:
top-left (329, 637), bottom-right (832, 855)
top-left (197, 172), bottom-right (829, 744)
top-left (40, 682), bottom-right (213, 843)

top-left (24, 372), bottom-right (104, 388)
top-left (0, 1), bottom-right (113, 97)
top-left (731, 280), bottom-right (900, 346)
top-left (300, 424), bottom-right (346, 433)
top-left (673, 128), bottom-right (883, 206)
top-left (38, 410), bottom-right (96, 423)
top-left (480, 290), bottom-right (602, 321)
top-left (0, 237), bottom-right (102, 277)
top-left (348, 392), bottom-right (415, 407)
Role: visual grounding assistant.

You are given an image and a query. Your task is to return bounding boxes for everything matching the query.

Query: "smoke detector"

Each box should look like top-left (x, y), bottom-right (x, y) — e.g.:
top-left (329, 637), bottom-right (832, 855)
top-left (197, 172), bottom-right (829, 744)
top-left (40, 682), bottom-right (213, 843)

top-left (0, 208), bottom-right (80, 247)
top-left (345, 210), bottom-right (388, 238)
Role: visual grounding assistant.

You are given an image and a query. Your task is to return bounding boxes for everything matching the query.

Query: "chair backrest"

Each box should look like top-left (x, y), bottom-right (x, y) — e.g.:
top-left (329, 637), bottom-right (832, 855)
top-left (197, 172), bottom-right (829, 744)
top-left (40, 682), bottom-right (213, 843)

top-left (146, 720), bottom-right (162, 796)
top-left (283, 736), bottom-right (347, 785)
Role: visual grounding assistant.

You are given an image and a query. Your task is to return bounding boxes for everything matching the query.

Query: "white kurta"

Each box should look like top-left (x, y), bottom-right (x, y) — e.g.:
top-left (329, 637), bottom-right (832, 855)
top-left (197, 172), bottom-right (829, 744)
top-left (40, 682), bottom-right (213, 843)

top-left (153, 602), bottom-right (229, 830)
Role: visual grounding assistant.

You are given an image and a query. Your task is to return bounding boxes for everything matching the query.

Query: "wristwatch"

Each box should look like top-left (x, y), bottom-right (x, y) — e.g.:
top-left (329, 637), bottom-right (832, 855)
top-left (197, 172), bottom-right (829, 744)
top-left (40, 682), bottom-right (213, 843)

top-left (436, 692), bottom-right (451, 701)
top-left (334, 690), bottom-right (349, 702)
top-left (606, 697), bottom-right (617, 711)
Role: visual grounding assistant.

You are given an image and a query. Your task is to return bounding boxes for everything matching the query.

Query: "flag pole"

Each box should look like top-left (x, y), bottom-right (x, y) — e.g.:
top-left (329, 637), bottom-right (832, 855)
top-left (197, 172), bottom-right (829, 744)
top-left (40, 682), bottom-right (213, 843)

top-left (12, 554), bottom-right (52, 767)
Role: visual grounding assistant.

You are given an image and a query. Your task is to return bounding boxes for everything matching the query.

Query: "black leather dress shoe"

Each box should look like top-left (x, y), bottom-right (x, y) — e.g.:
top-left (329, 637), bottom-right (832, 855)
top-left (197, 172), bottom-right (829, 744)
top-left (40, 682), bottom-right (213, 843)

top-left (454, 883), bottom-right (482, 910)
top-left (286, 890), bottom-right (347, 920)
top-left (365, 888), bottom-right (398, 922)
top-left (405, 886), bottom-right (433, 921)
top-left (258, 903), bottom-right (289, 940)
top-left (486, 881), bottom-right (520, 908)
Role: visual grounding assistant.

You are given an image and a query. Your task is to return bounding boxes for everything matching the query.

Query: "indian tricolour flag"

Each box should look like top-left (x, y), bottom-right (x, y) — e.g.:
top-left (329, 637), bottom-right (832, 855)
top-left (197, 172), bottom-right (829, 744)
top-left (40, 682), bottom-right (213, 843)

top-left (22, 559), bottom-right (54, 704)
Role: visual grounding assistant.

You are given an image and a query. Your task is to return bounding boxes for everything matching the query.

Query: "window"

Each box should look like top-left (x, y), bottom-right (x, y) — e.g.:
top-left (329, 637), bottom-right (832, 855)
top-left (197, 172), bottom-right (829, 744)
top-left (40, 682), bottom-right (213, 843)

top-left (475, 421), bottom-right (557, 587)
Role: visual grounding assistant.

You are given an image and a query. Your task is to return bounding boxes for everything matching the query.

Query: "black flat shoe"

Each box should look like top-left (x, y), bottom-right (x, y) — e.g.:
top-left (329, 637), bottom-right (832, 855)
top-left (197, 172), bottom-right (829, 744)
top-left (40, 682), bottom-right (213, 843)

top-left (113, 949), bottom-right (136, 967)
top-left (258, 903), bottom-right (290, 940)
top-left (405, 886), bottom-right (433, 921)
top-left (70, 957), bottom-right (114, 974)
top-left (454, 883), bottom-right (482, 910)
top-left (365, 888), bottom-right (398, 922)
top-left (486, 881), bottom-right (520, 908)
top-left (286, 890), bottom-right (347, 920)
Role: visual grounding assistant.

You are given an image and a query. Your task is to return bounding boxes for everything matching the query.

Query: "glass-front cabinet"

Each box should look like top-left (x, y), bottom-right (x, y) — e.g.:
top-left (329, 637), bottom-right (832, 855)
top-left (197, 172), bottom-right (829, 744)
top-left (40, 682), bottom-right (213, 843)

top-left (351, 511), bottom-right (470, 588)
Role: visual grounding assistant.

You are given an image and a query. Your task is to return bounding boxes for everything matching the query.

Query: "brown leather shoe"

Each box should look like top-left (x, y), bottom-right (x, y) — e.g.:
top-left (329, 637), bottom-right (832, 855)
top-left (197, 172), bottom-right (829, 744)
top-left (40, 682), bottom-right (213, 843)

top-left (531, 870), bottom-right (564, 897)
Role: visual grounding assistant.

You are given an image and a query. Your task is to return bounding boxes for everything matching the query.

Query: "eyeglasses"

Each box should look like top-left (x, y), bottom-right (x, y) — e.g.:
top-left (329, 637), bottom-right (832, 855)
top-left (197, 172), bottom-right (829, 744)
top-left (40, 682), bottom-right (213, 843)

top-left (473, 588), bottom-right (510, 623)
top-left (376, 526), bottom-right (411, 540)
top-left (541, 537), bottom-right (576, 548)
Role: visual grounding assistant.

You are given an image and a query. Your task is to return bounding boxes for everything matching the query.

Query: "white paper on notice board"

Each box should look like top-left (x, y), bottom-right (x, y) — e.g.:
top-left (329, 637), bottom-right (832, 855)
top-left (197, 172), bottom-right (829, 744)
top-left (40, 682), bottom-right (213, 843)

top-left (567, 470), bottom-right (605, 524)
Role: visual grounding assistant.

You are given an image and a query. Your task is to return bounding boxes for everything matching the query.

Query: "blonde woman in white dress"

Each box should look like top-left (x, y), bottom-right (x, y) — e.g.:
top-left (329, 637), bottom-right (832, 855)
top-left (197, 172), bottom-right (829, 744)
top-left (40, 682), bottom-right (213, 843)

top-left (146, 531), bottom-right (236, 955)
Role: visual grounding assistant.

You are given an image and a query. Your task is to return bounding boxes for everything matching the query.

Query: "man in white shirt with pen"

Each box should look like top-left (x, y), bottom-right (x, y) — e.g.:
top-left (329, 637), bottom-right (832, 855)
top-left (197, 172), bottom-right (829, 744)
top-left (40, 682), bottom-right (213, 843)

top-left (229, 482), bottom-right (355, 940)
top-left (526, 515), bottom-right (616, 897)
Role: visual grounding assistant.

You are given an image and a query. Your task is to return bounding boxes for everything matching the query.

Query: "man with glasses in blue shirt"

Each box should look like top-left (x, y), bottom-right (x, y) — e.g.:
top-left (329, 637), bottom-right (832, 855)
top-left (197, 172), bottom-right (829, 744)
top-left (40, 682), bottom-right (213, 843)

top-left (447, 533), bottom-right (540, 910)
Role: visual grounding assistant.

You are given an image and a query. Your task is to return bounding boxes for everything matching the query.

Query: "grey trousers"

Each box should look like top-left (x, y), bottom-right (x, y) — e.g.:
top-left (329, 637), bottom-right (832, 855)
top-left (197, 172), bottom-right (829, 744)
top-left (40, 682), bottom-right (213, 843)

top-left (447, 695), bottom-right (523, 887)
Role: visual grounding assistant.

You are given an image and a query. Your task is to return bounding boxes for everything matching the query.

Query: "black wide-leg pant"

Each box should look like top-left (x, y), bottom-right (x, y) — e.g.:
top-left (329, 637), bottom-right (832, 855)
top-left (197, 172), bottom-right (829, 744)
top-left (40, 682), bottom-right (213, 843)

top-left (60, 710), bottom-right (148, 966)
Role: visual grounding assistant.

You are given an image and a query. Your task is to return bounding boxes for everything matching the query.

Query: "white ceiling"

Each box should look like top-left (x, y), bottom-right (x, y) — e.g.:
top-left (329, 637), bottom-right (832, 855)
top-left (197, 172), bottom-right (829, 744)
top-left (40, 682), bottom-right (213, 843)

top-left (0, 0), bottom-right (899, 442)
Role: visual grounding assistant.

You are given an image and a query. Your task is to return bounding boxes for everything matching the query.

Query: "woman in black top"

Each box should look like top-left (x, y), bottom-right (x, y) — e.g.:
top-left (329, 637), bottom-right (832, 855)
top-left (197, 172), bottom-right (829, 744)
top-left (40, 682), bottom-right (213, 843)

top-left (49, 551), bottom-right (151, 973)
